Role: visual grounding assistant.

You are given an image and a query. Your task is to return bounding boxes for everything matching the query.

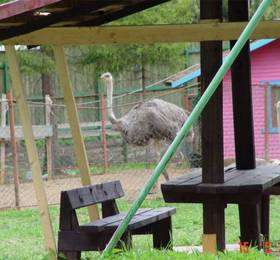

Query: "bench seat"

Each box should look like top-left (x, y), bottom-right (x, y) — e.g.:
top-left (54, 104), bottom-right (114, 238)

top-left (80, 207), bottom-right (176, 232)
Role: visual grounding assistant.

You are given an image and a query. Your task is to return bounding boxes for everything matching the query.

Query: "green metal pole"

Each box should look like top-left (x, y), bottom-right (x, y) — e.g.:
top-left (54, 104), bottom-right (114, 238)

top-left (102, 0), bottom-right (272, 256)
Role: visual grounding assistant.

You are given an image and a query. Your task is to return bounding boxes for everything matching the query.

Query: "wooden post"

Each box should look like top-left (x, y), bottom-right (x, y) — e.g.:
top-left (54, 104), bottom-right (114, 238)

top-left (229, 0), bottom-right (256, 169)
top-left (53, 45), bottom-right (99, 220)
top-left (264, 84), bottom-right (269, 161)
top-left (7, 91), bottom-right (20, 209)
top-left (200, 0), bottom-right (225, 251)
top-left (45, 95), bottom-right (53, 179)
top-left (228, 0), bottom-right (260, 248)
top-left (100, 95), bottom-right (108, 174)
top-left (0, 94), bottom-right (7, 184)
top-left (5, 45), bottom-right (56, 254)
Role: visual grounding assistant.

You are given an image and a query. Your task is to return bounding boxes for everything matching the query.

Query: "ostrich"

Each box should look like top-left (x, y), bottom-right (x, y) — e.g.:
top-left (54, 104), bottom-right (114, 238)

top-left (100, 72), bottom-right (194, 191)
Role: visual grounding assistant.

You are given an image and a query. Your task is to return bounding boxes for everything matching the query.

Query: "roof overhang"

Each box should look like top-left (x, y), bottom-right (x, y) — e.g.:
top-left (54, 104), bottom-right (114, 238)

top-left (0, 0), bottom-right (169, 42)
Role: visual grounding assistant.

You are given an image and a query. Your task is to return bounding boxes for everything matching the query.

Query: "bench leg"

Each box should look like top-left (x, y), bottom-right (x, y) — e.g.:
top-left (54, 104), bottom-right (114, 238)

top-left (58, 251), bottom-right (81, 260)
top-left (239, 200), bottom-right (262, 249)
top-left (261, 195), bottom-right (270, 242)
top-left (152, 217), bottom-right (172, 250)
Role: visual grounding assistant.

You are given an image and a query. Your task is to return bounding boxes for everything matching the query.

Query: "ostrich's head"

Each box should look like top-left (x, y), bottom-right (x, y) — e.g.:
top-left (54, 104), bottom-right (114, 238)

top-left (100, 72), bottom-right (113, 84)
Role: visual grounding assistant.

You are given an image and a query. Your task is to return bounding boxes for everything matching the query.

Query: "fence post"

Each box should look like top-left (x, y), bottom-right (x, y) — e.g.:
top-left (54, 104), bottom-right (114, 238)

top-left (7, 91), bottom-right (20, 209)
top-left (45, 95), bottom-right (53, 179)
top-left (264, 83), bottom-right (269, 161)
top-left (100, 95), bottom-right (108, 174)
top-left (0, 94), bottom-right (7, 184)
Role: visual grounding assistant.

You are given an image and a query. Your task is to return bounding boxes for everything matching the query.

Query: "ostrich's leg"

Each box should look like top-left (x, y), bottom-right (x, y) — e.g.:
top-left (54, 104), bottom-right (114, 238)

top-left (149, 142), bottom-right (170, 194)
top-left (155, 142), bottom-right (170, 181)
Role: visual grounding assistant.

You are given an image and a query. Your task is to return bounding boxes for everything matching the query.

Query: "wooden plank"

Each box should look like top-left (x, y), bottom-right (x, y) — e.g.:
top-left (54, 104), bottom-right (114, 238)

top-left (80, 208), bottom-right (150, 232)
top-left (102, 200), bottom-right (120, 218)
top-left (200, 0), bottom-right (224, 251)
top-left (265, 185), bottom-right (280, 195)
top-left (66, 181), bottom-right (124, 209)
top-left (239, 201), bottom-right (262, 248)
top-left (229, 0), bottom-right (255, 170)
top-left (200, 4), bottom-right (224, 184)
top-left (229, 0), bottom-right (260, 249)
top-left (5, 45), bottom-right (56, 254)
top-left (80, 207), bottom-right (175, 232)
top-left (53, 45), bottom-right (99, 221)
top-left (152, 217), bottom-right (172, 249)
top-left (0, 0), bottom-right (62, 20)
top-left (161, 168), bottom-right (236, 192)
top-left (162, 190), bottom-right (261, 204)
top-left (261, 195), bottom-right (270, 241)
top-left (162, 165), bottom-right (280, 195)
top-left (3, 21), bottom-right (280, 45)
top-left (58, 230), bottom-right (108, 251)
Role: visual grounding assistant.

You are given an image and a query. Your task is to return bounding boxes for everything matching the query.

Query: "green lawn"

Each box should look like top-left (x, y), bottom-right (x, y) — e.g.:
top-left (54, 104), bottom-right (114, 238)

top-left (0, 197), bottom-right (280, 259)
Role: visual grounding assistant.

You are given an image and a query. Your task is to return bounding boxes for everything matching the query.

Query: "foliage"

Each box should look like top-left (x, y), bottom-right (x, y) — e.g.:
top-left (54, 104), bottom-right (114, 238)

top-left (250, 0), bottom-right (280, 19)
top-left (17, 46), bottom-right (55, 75)
top-left (72, 0), bottom-right (200, 76)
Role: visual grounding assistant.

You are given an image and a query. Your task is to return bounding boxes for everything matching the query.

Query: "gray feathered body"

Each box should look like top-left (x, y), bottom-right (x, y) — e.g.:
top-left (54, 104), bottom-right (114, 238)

top-left (115, 98), bottom-right (191, 146)
top-left (100, 72), bottom-right (193, 148)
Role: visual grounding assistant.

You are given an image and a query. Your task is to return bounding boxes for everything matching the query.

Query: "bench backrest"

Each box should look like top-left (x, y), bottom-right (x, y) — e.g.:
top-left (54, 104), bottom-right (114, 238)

top-left (64, 181), bottom-right (124, 210)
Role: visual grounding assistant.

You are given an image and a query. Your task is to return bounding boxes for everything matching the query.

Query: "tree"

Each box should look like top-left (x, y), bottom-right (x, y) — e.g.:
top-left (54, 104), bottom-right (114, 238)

top-left (73, 0), bottom-right (199, 76)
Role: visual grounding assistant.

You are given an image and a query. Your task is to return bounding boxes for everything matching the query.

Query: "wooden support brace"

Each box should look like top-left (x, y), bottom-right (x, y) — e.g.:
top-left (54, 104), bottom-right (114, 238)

top-left (5, 45), bottom-right (56, 255)
top-left (53, 45), bottom-right (99, 220)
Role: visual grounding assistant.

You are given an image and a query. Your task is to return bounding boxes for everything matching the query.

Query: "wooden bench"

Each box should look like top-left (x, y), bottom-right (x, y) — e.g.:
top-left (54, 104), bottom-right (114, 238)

top-left (58, 180), bottom-right (176, 259)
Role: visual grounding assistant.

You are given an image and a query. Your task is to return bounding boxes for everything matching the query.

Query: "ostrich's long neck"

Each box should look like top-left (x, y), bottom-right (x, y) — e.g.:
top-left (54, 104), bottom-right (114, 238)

top-left (106, 78), bottom-right (118, 124)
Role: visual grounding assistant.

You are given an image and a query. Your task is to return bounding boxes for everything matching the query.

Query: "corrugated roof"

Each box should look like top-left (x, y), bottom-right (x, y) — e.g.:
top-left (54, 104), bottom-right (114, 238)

top-left (167, 39), bottom-right (276, 88)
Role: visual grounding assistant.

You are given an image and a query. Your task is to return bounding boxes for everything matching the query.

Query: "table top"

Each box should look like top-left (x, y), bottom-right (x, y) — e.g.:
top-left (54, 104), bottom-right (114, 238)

top-left (161, 164), bottom-right (280, 195)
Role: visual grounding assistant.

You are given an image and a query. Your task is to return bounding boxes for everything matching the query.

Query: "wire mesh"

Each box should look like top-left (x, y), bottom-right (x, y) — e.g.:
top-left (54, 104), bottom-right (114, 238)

top-left (2, 80), bottom-right (279, 209)
top-left (0, 72), bottom-right (203, 210)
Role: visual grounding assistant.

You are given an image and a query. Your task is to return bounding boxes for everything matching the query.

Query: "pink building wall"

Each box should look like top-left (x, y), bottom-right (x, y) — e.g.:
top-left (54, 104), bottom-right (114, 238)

top-left (223, 39), bottom-right (280, 159)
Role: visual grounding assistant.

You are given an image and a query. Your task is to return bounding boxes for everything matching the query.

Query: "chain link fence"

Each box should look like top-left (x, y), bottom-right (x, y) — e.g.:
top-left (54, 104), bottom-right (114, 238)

top-left (0, 78), bottom-right (202, 210)
top-left (1, 80), bottom-right (279, 210)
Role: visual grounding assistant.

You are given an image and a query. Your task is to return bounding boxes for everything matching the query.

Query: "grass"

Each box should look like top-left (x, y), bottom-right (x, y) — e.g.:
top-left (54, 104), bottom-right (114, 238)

top-left (66, 162), bottom-right (188, 176)
top-left (65, 162), bottom-right (156, 175)
top-left (0, 197), bottom-right (280, 259)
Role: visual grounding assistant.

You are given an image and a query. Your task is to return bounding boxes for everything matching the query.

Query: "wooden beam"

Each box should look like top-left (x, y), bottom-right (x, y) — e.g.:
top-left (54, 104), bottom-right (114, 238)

top-left (53, 45), bottom-right (99, 221)
top-left (229, 0), bottom-right (256, 170)
top-left (2, 20), bottom-right (280, 45)
top-left (5, 45), bottom-right (56, 254)
top-left (200, 0), bottom-right (225, 252)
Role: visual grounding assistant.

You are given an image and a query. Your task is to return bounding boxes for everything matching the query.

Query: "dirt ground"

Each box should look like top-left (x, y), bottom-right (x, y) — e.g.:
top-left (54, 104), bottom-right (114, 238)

top-left (0, 169), bottom-right (187, 209)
